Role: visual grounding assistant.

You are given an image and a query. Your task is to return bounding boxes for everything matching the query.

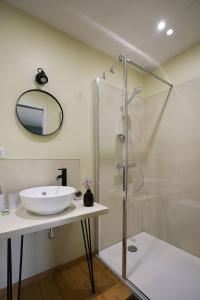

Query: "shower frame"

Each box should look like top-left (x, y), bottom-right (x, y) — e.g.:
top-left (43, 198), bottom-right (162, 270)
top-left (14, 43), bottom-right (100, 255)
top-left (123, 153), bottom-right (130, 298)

top-left (93, 54), bottom-right (173, 300)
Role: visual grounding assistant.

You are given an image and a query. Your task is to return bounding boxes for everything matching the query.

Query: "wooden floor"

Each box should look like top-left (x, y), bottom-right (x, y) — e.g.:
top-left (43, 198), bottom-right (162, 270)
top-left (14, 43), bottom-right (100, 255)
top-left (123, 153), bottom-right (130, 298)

top-left (2, 257), bottom-right (131, 300)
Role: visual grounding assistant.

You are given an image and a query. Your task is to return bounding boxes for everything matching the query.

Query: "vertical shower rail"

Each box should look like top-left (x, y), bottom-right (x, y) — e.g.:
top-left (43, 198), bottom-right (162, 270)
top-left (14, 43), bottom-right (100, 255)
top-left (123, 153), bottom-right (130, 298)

top-left (122, 54), bottom-right (128, 279)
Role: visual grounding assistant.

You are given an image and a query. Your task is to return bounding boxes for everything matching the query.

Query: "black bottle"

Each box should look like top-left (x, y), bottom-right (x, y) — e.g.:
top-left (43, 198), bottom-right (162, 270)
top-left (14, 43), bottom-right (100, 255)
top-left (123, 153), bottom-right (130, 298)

top-left (83, 189), bottom-right (94, 207)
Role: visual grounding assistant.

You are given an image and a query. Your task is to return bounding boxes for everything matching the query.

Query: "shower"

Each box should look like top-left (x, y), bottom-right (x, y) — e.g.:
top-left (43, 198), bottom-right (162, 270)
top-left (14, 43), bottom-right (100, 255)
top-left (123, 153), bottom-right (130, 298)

top-left (127, 86), bottom-right (143, 104)
top-left (93, 55), bottom-right (178, 300)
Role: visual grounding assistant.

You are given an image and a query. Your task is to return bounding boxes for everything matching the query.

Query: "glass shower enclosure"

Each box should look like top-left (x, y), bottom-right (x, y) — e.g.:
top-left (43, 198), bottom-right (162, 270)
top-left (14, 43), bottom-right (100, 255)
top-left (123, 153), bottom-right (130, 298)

top-left (93, 54), bottom-right (200, 300)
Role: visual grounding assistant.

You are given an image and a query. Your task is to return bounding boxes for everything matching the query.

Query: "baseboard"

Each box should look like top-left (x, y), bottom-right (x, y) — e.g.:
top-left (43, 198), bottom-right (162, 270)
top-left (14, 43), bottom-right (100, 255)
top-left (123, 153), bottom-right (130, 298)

top-left (0, 254), bottom-right (91, 297)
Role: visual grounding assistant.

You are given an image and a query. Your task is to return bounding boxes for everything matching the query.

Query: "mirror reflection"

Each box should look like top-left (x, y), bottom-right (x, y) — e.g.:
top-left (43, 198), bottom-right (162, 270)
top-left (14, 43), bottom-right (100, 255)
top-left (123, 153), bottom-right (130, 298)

top-left (16, 89), bottom-right (63, 136)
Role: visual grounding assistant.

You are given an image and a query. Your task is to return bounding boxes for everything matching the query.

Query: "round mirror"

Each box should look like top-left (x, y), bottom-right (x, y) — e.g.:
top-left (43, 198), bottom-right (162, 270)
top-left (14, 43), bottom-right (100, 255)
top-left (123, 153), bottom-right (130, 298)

top-left (16, 89), bottom-right (63, 136)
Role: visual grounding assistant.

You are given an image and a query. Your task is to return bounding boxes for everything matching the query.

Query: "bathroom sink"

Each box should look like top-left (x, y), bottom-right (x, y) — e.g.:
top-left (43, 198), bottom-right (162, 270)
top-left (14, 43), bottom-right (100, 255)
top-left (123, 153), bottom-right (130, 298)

top-left (19, 186), bottom-right (76, 215)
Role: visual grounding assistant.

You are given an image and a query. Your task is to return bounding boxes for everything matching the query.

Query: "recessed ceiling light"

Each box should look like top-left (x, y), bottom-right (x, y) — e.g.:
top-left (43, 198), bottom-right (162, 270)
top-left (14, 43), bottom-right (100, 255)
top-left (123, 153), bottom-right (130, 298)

top-left (157, 21), bottom-right (166, 31)
top-left (166, 28), bottom-right (174, 36)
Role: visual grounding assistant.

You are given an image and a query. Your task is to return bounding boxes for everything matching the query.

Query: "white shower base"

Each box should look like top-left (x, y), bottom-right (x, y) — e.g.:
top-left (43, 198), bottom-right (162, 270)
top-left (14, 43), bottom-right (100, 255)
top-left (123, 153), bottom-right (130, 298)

top-left (100, 232), bottom-right (200, 300)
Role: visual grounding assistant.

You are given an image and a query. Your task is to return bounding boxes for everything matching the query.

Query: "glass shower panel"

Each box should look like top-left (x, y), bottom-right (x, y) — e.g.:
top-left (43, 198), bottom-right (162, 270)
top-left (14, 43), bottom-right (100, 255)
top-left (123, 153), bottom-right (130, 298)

top-left (97, 80), bottom-right (124, 275)
top-left (140, 76), bottom-right (200, 257)
top-left (126, 65), bottom-right (172, 298)
top-left (126, 70), bottom-right (200, 300)
top-left (95, 55), bottom-right (200, 300)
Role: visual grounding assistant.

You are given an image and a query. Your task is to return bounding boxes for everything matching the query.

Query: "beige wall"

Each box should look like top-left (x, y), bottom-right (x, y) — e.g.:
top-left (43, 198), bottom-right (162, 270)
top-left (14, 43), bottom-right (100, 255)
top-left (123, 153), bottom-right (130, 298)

top-left (144, 43), bottom-right (200, 96)
top-left (0, 1), bottom-right (141, 184)
top-left (0, 0), bottom-right (98, 181)
top-left (0, 0), bottom-right (143, 287)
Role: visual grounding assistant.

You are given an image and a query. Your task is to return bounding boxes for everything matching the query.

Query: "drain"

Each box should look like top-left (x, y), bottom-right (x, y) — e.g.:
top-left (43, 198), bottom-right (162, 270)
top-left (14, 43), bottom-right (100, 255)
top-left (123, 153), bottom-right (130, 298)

top-left (128, 245), bottom-right (138, 252)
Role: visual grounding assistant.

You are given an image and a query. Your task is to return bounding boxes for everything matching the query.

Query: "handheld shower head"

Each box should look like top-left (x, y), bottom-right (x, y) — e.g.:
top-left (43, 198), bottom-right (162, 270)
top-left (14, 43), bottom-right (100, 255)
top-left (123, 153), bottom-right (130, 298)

top-left (128, 86), bottom-right (143, 104)
top-left (134, 86), bottom-right (143, 95)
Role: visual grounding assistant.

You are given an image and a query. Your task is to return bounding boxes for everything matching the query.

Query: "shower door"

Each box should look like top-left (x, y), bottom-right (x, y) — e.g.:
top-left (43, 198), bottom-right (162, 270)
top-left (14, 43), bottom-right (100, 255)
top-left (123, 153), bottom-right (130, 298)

top-left (93, 76), bottom-right (148, 299)
top-left (95, 56), bottom-right (200, 300)
top-left (94, 78), bottom-right (124, 274)
top-left (125, 59), bottom-right (200, 300)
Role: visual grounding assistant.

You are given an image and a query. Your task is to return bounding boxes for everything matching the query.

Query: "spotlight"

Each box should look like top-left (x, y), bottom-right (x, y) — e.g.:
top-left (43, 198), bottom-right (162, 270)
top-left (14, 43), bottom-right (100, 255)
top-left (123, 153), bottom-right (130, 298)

top-left (166, 28), bottom-right (174, 36)
top-left (35, 68), bottom-right (48, 84)
top-left (157, 21), bottom-right (166, 31)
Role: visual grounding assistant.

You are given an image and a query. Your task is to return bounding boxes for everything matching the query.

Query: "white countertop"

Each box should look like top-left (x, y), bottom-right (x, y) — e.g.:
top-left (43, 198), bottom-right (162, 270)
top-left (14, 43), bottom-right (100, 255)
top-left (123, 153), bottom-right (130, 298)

top-left (0, 200), bottom-right (108, 239)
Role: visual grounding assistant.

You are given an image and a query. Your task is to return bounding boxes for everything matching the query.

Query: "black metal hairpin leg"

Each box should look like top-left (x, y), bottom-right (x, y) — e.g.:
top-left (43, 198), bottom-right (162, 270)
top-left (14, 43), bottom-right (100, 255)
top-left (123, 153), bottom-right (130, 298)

top-left (17, 235), bottom-right (24, 300)
top-left (81, 219), bottom-right (95, 293)
top-left (7, 238), bottom-right (12, 300)
top-left (7, 235), bottom-right (24, 300)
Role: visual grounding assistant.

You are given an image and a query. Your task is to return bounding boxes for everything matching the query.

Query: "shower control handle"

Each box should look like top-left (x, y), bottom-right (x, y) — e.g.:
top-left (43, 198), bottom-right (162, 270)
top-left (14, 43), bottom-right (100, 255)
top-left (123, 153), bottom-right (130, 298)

top-left (116, 163), bottom-right (125, 191)
top-left (116, 162), bottom-right (136, 169)
top-left (116, 162), bottom-right (136, 191)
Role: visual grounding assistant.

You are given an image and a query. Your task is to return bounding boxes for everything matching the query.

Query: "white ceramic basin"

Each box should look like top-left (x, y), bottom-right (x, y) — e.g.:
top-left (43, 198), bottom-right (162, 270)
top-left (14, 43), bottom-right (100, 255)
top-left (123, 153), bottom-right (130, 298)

top-left (19, 186), bottom-right (76, 215)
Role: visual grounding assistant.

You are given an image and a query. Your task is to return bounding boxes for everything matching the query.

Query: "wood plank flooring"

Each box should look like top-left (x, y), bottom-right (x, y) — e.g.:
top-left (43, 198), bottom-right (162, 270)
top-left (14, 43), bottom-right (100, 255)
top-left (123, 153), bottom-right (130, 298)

top-left (1, 258), bottom-right (131, 300)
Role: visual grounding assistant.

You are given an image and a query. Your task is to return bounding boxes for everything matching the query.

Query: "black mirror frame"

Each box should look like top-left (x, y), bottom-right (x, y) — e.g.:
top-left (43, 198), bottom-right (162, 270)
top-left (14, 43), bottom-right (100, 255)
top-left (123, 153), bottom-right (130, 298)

top-left (16, 89), bottom-right (64, 136)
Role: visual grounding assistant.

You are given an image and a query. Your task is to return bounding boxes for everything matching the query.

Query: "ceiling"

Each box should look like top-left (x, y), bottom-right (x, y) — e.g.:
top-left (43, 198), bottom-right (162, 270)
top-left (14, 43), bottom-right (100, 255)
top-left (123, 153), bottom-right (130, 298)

top-left (6, 0), bottom-right (200, 68)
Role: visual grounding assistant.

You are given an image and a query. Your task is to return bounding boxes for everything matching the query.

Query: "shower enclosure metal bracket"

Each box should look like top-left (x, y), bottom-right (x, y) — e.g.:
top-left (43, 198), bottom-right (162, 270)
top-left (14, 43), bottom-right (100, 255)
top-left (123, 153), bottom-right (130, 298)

top-left (93, 78), bottom-right (100, 255)
top-left (93, 73), bottom-right (150, 300)
top-left (119, 54), bottom-right (173, 88)
top-left (122, 54), bottom-right (129, 279)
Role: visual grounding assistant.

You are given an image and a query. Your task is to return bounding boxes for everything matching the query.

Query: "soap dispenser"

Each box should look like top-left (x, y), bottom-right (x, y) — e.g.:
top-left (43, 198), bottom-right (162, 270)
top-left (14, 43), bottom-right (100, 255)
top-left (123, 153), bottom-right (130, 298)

top-left (0, 186), bottom-right (6, 211)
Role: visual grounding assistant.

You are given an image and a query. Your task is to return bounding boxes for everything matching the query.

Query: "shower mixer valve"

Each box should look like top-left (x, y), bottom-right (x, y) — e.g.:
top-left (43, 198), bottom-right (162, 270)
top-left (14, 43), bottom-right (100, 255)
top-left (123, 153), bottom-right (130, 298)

top-left (116, 162), bottom-right (136, 169)
top-left (116, 162), bottom-right (136, 192)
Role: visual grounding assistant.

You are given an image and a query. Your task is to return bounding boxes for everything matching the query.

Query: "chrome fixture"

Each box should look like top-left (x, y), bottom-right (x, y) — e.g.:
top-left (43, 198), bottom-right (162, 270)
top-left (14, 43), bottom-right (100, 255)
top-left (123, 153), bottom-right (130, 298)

top-left (116, 162), bottom-right (137, 169)
top-left (101, 65), bottom-right (115, 80)
top-left (48, 228), bottom-right (54, 239)
top-left (128, 87), bottom-right (143, 104)
top-left (102, 72), bottom-right (106, 80)
top-left (117, 133), bottom-right (125, 141)
top-left (109, 65), bottom-right (114, 73)
top-left (128, 245), bottom-right (138, 252)
top-left (119, 54), bottom-right (173, 88)
top-left (116, 162), bottom-right (137, 192)
top-left (35, 68), bottom-right (48, 84)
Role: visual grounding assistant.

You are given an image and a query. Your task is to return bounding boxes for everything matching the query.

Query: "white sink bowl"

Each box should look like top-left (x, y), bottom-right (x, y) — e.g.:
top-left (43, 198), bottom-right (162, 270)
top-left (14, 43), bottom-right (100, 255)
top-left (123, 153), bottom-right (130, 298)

top-left (19, 186), bottom-right (76, 215)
